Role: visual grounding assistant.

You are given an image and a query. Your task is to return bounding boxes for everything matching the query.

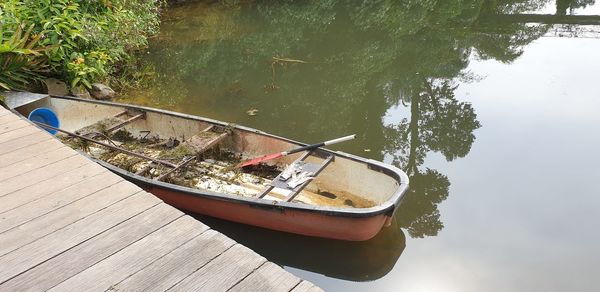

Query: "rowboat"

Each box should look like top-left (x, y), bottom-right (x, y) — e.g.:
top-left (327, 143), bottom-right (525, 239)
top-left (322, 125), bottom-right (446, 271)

top-left (13, 94), bottom-right (409, 241)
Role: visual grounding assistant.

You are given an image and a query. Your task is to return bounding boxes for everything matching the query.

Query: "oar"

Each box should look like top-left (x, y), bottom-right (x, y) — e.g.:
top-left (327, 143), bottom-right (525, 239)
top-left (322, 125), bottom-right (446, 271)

top-left (238, 134), bottom-right (356, 168)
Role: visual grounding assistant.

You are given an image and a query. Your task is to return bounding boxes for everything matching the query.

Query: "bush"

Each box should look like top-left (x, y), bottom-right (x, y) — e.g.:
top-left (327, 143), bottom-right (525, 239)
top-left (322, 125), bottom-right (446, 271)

top-left (0, 0), bottom-right (164, 90)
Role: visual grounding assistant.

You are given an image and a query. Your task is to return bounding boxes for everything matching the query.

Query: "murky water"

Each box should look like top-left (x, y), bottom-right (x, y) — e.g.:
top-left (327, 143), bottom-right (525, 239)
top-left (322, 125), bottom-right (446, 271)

top-left (121, 1), bottom-right (600, 290)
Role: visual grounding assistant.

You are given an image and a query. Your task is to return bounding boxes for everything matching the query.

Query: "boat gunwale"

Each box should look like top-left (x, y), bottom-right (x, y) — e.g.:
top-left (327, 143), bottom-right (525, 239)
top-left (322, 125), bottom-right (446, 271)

top-left (45, 95), bottom-right (410, 218)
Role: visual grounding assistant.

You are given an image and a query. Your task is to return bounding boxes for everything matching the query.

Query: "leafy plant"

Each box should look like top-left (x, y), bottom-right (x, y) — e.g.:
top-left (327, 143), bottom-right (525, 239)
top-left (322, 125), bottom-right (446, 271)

top-left (0, 24), bottom-right (51, 90)
top-left (0, 0), bottom-right (164, 90)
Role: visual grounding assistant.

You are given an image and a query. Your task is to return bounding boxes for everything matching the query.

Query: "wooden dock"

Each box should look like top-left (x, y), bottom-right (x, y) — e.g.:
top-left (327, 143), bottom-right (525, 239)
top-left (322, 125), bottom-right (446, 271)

top-left (0, 105), bottom-right (321, 291)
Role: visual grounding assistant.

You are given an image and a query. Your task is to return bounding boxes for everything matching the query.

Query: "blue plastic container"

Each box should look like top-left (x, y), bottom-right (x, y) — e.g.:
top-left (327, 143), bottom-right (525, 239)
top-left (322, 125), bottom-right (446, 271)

top-left (28, 108), bottom-right (60, 135)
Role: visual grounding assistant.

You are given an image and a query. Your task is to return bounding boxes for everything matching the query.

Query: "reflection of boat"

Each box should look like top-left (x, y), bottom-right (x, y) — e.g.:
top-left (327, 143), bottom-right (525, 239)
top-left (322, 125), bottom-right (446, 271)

top-left (196, 214), bottom-right (406, 281)
top-left (13, 94), bottom-right (409, 241)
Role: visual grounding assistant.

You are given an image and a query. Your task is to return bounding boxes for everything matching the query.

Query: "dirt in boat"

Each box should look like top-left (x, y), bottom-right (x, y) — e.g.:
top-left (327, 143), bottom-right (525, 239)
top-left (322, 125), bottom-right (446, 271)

top-left (60, 118), bottom-right (375, 208)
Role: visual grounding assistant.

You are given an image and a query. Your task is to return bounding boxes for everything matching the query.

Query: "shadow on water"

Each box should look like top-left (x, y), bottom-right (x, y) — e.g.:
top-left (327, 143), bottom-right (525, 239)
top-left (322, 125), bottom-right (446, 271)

top-left (194, 213), bottom-right (405, 281)
top-left (123, 0), bottom-right (599, 283)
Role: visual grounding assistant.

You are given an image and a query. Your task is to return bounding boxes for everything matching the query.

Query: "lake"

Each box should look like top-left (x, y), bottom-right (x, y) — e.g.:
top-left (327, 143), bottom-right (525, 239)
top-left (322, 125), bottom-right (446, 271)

top-left (120, 1), bottom-right (600, 290)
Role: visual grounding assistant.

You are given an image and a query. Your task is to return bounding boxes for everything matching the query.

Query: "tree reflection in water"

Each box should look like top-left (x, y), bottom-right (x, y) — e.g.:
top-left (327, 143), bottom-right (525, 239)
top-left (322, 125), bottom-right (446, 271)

top-left (122, 0), bottom-right (597, 281)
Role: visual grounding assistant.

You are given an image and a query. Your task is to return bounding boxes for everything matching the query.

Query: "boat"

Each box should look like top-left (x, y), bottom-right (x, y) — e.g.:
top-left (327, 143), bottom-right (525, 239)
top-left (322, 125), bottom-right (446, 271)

top-left (11, 94), bottom-right (409, 241)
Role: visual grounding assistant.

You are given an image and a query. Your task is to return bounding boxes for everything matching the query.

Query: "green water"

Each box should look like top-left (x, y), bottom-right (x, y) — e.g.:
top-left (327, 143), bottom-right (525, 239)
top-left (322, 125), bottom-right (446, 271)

top-left (121, 1), bottom-right (600, 290)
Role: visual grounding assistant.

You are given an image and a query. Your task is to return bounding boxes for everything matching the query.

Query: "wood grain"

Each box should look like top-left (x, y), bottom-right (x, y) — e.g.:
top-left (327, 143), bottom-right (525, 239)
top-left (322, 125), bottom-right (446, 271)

top-left (49, 216), bottom-right (208, 292)
top-left (229, 262), bottom-right (302, 292)
top-left (114, 229), bottom-right (236, 292)
top-left (168, 244), bottom-right (267, 291)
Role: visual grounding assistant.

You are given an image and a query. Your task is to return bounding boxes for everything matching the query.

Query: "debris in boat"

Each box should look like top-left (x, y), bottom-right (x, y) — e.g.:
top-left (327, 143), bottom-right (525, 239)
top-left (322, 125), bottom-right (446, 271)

top-left (287, 171), bottom-right (314, 189)
top-left (280, 161), bottom-right (304, 180)
top-left (61, 120), bottom-right (377, 209)
top-left (246, 108), bottom-right (259, 116)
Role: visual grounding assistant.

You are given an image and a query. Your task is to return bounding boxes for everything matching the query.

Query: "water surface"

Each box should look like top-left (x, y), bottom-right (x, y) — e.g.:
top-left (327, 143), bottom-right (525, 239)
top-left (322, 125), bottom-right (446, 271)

top-left (121, 1), bottom-right (600, 290)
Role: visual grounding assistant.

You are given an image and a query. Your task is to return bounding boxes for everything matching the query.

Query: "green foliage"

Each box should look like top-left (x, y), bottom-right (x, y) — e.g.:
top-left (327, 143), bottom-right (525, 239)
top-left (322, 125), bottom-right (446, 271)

top-left (0, 0), bottom-right (163, 90)
top-left (0, 24), bottom-right (51, 90)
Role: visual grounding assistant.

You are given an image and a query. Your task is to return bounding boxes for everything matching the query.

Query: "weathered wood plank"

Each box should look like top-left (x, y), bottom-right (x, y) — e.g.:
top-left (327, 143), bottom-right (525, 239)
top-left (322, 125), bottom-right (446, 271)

top-left (0, 191), bottom-right (161, 284)
top-left (0, 163), bottom-right (106, 214)
top-left (168, 244), bottom-right (268, 292)
top-left (0, 180), bottom-right (140, 256)
top-left (0, 138), bottom-right (65, 168)
top-left (114, 229), bottom-right (236, 292)
top-left (0, 146), bottom-right (73, 181)
top-left (0, 113), bottom-right (20, 124)
top-left (48, 216), bottom-right (209, 292)
top-left (0, 171), bottom-right (121, 233)
top-left (229, 262), bottom-right (302, 292)
top-left (0, 154), bottom-right (90, 197)
top-left (291, 281), bottom-right (324, 292)
top-left (0, 125), bottom-right (39, 145)
top-left (0, 203), bottom-right (183, 291)
top-left (0, 131), bottom-right (52, 155)
top-left (0, 119), bottom-right (30, 135)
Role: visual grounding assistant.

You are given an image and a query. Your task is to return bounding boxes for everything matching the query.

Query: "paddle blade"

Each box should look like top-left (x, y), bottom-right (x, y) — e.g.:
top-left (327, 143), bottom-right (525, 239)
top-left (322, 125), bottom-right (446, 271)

top-left (238, 152), bottom-right (283, 168)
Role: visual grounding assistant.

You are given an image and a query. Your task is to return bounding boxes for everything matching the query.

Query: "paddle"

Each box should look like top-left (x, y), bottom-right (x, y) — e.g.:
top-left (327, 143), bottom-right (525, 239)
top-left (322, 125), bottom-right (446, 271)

top-left (238, 134), bottom-right (356, 168)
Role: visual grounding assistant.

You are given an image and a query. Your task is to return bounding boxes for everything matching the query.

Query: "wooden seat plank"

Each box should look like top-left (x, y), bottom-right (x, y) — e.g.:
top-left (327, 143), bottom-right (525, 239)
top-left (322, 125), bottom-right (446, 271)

top-left (0, 203), bottom-right (183, 291)
top-left (0, 163), bottom-right (106, 214)
top-left (0, 138), bottom-right (65, 168)
top-left (0, 180), bottom-right (140, 256)
top-left (48, 216), bottom-right (209, 292)
top-left (0, 154), bottom-right (90, 197)
top-left (114, 230), bottom-right (236, 292)
top-left (168, 244), bottom-right (267, 292)
top-left (0, 146), bottom-right (73, 181)
top-left (0, 192), bottom-right (161, 284)
top-left (0, 171), bottom-right (121, 233)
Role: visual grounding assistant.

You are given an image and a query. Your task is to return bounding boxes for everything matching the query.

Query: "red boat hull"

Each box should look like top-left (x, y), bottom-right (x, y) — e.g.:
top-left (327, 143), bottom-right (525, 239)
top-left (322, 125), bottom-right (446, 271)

top-left (148, 186), bottom-right (390, 241)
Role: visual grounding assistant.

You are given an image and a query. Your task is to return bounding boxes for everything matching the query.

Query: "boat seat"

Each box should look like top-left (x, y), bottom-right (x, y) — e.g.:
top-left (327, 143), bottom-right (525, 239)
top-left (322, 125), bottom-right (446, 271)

top-left (155, 125), bottom-right (228, 182)
top-left (183, 125), bottom-right (229, 155)
top-left (257, 150), bottom-right (334, 202)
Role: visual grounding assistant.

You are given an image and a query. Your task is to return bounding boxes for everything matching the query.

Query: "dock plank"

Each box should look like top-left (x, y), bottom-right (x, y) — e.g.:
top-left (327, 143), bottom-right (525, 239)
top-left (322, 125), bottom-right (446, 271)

top-left (0, 191), bottom-right (160, 283)
top-left (0, 163), bottom-right (106, 214)
top-left (0, 131), bottom-right (52, 154)
top-left (49, 216), bottom-right (209, 292)
top-left (0, 113), bottom-right (20, 124)
top-left (229, 262), bottom-right (302, 292)
top-left (0, 146), bottom-right (73, 181)
top-left (0, 203), bottom-right (183, 291)
top-left (168, 244), bottom-right (268, 292)
top-left (0, 171), bottom-right (121, 233)
top-left (0, 125), bottom-right (39, 145)
top-left (292, 281), bottom-right (325, 292)
top-left (0, 154), bottom-right (90, 197)
top-left (0, 180), bottom-right (140, 256)
top-left (0, 138), bottom-right (65, 168)
top-left (114, 229), bottom-right (236, 292)
top-left (0, 119), bottom-right (30, 135)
